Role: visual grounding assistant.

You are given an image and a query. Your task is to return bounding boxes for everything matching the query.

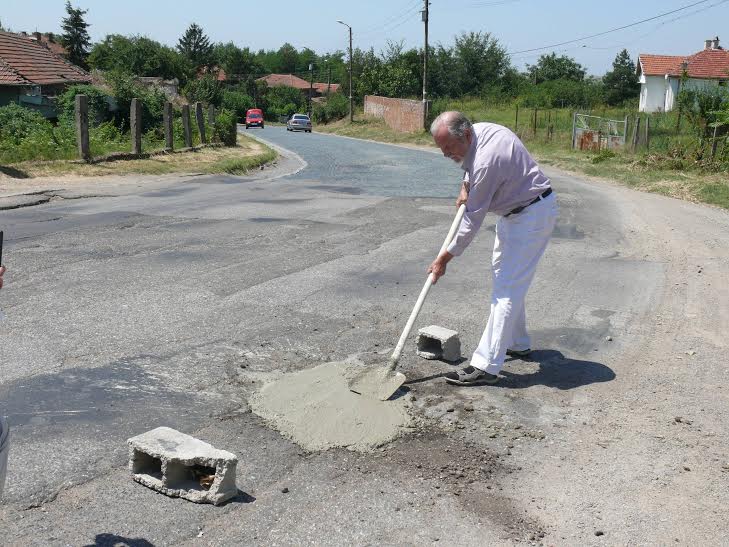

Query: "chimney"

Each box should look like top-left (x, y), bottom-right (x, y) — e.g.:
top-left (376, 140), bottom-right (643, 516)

top-left (33, 31), bottom-right (41, 42)
top-left (712, 36), bottom-right (720, 50)
top-left (705, 39), bottom-right (712, 50)
top-left (47, 32), bottom-right (55, 42)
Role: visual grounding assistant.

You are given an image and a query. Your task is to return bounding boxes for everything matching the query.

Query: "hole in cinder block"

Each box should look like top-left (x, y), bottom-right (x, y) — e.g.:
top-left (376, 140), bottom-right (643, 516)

top-left (132, 450), bottom-right (162, 481)
top-left (166, 461), bottom-right (218, 492)
top-left (418, 336), bottom-right (443, 357)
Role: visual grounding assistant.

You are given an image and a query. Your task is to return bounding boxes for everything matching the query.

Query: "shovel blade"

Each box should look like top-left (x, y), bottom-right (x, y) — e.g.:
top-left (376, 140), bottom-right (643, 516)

top-left (349, 366), bottom-right (407, 401)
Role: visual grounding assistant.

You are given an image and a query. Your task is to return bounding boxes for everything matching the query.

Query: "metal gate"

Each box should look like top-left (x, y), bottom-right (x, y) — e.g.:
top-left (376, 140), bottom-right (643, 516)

top-left (571, 113), bottom-right (627, 151)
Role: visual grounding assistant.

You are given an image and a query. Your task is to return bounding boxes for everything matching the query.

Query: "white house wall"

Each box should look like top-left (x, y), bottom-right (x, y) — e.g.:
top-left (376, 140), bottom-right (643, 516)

top-left (640, 76), bottom-right (668, 112)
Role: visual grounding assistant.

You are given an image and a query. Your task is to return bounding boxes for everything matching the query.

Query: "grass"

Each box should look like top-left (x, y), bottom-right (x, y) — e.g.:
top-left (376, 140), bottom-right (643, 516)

top-left (0, 134), bottom-right (276, 179)
top-left (315, 104), bottom-right (729, 210)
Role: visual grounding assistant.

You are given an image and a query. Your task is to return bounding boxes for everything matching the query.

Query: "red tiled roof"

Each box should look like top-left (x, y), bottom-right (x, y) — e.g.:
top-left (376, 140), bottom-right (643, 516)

top-left (0, 31), bottom-right (90, 86)
top-left (256, 73), bottom-right (311, 89)
top-left (313, 82), bottom-right (340, 94)
top-left (639, 48), bottom-right (729, 79)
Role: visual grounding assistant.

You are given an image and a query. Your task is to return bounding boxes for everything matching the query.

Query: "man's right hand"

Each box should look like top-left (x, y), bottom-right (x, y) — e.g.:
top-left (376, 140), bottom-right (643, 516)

top-left (456, 181), bottom-right (468, 208)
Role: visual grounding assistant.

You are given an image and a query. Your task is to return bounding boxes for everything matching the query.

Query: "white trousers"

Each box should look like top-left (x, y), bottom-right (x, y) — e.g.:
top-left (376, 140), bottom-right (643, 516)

top-left (0, 416), bottom-right (9, 499)
top-left (471, 193), bottom-right (558, 375)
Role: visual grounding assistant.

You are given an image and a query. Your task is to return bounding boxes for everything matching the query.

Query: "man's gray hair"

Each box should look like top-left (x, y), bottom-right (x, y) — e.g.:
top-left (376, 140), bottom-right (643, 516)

top-left (430, 111), bottom-right (473, 138)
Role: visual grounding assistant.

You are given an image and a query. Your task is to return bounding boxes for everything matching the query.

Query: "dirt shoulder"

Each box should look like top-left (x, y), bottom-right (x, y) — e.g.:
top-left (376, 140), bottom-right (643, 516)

top-left (0, 134), bottom-right (276, 194)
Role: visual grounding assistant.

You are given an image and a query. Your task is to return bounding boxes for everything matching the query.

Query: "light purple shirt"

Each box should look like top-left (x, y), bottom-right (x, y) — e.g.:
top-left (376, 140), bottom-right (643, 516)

top-left (446, 122), bottom-right (551, 257)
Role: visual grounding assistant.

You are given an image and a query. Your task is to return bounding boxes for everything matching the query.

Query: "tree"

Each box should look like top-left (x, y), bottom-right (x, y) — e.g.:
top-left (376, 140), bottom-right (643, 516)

top-left (89, 35), bottom-right (192, 83)
top-left (452, 32), bottom-right (511, 96)
top-left (527, 53), bottom-right (586, 84)
top-left (60, 1), bottom-right (91, 69)
top-left (177, 23), bottom-right (213, 68)
top-left (213, 42), bottom-right (263, 78)
top-left (603, 49), bottom-right (639, 106)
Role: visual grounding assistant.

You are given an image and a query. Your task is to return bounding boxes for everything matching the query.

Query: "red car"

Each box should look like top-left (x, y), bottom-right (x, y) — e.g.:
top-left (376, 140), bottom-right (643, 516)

top-left (245, 108), bottom-right (264, 129)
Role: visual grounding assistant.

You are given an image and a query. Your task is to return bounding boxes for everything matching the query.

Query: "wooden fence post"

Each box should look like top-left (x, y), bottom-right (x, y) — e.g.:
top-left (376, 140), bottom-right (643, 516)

top-left (645, 116), bottom-right (650, 152)
top-left (163, 101), bottom-right (174, 151)
top-left (532, 108), bottom-right (537, 136)
top-left (623, 115), bottom-right (629, 149)
top-left (75, 94), bottom-right (90, 161)
top-left (208, 104), bottom-right (216, 128)
top-left (194, 102), bottom-right (207, 144)
top-left (514, 104), bottom-right (519, 133)
top-left (632, 116), bottom-right (641, 152)
top-left (131, 98), bottom-right (142, 155)
top-left (571, 111), bottom-right (577, 149)
top-left (182, 104), bottom-right (193, 148)
top-left (710, 124), bottom-right (719, 160)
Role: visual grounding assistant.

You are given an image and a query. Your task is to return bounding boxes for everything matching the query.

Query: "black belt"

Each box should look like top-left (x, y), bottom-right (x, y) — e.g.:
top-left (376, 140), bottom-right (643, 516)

top-left (504, 188), bottom-right (552, 217)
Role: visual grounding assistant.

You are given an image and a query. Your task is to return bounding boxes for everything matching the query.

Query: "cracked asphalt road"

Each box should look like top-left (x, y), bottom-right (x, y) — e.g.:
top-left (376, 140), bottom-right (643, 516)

top-left (0, 126), bottom-right (728, 545)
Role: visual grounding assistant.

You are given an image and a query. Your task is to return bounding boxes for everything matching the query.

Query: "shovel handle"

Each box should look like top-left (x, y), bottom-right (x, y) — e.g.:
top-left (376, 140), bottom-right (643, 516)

top-left (388, 204), bottom-right (466, 371)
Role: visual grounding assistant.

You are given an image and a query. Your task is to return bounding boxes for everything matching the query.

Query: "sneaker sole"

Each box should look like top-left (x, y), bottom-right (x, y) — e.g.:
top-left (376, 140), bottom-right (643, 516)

top-left (506, 349), bottom-right (531, 357)
top-left (445, 376), bottom-right (499, 386)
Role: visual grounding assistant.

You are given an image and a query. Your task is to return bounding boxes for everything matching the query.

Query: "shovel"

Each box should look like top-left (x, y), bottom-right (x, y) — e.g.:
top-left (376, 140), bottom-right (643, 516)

top-left (349, 204), bottom-right (467, 400)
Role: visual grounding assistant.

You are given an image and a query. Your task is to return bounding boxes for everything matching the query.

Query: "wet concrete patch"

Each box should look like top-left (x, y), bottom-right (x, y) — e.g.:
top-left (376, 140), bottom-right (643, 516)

top-left (142, 186), bottom-right (198, 198)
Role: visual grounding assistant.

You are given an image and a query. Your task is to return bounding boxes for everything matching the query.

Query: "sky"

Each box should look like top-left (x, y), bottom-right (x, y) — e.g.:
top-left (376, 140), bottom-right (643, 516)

top-left (2, 0), bottom-right (728, 75)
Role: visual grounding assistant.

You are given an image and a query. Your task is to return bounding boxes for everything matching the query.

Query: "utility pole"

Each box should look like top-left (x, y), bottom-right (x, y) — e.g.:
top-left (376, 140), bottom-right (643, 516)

top-left (309, 62), bottom-right (314, 116)
top-left (338, 20), bottom-right (353, 122)
top-left (422, 0), bottom-right (429, 129)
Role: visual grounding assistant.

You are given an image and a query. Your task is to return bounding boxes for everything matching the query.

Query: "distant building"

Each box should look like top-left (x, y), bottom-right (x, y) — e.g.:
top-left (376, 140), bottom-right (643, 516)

top-left (0, 31), bottom-right (90, 118)
top-left (256, 73), bottom-right (340, 98)
top-left (637, 37), bottom-right (729, 112)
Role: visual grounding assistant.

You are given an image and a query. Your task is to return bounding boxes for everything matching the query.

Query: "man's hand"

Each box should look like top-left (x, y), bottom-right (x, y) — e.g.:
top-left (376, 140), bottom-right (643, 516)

top-left (0, 266), bottom-right (5, 290)
top-left (456, 181), bottom-right (469, 208)
top-left (427, 252), bottom-right (453, 284)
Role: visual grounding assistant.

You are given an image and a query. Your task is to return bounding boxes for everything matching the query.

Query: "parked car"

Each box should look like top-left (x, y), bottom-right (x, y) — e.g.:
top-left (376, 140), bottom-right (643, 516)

top-left (286, 113), bottom-right (312, 133)
top-left (245, 108), bottom-right (264, 129)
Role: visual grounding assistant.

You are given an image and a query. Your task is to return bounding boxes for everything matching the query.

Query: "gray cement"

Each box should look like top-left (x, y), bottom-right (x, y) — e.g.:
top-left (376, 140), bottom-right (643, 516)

top-left (249, 360), bottom-right (413, 451)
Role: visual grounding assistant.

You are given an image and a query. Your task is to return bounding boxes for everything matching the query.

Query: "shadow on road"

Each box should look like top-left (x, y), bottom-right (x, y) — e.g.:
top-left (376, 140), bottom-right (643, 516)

top-left (84, 534), bottom-right (154, 547)
top-left (0, 165), bottom-right (30, 179)
top-left (499, 349), bottom-right (615, 389)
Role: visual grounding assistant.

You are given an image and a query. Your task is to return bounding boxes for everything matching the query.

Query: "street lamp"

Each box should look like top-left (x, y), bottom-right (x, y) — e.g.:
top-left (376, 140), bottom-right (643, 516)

top-left (337, 19), bottom-right (353, 123)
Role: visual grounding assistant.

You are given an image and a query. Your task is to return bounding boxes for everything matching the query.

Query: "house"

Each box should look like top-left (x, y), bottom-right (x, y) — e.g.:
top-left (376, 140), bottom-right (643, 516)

top-left (637, 37), bottom-right (729, 113)
top-left (0, 31), bottom-right (91, 118)
top-left (256, 73), bottom-right (340, 98)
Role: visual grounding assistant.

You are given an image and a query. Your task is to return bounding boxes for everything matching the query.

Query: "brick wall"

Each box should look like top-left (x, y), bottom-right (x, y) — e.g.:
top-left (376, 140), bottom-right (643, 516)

top-left (364, 95), bottom-right (429, 133)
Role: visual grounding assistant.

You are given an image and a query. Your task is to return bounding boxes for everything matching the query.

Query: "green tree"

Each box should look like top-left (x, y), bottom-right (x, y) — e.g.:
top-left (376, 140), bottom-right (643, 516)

top-left (452, 32), bottom-right (511, 96)
top-left (603, 49), bottom-right (639, 106)
top-left (213, 42), bottom-right (263, 77)
top-left (177, 23), bottom-right (213, 68)
top-left (89, 35), bottom-right (192, 83)
top-left (183, 75), bottom-right (223, 106)
top-left (527, 53), bottom-right (586, 84)
top-left (60, 1), bottom-right (91, 69)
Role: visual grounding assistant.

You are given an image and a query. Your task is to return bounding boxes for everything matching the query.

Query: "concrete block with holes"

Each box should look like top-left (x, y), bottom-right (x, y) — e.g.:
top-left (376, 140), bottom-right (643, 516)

top-left (127, 426), bottom-right (238, 505)
top-left (416, 325), bottom-right (461, 362)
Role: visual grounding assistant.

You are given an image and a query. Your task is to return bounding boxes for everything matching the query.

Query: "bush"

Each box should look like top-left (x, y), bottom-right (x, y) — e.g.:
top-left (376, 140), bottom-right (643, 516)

top-left (311, 92), bottom-right (349, 124)
top-left (106, 71), bottom-right (166, 132)
top-left (264, 85), bottom-right (305, 121)
top-left (56, 84), bottom-right (112, 124)
top-left (0, 103), bottom-right (53, 145)
top-left (221, 90), bottom-right (254, 121)
top-left (214, 108), bottom-right (237, 146)
top-left (184, 75), bottom-right (223, 107)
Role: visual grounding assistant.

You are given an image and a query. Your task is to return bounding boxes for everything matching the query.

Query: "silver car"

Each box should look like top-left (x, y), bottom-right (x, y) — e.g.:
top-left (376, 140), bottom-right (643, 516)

top-left (286, 113), bottom-right (312, 133)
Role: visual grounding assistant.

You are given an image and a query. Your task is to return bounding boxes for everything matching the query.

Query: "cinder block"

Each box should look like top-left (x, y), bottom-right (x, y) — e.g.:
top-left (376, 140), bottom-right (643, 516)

top-left (127, 427), bottom-right (237, 505)
top-left (416, 325), bottom-right (461, 362)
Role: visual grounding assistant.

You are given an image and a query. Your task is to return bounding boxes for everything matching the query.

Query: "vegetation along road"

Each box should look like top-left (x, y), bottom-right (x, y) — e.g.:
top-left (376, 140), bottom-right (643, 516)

top-left (0, 127), bottom-right (727, 544)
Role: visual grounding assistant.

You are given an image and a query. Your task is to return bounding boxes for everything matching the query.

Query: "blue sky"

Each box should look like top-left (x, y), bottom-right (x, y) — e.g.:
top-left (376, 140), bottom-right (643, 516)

top-left (2, 0), bottom-right (728, 74)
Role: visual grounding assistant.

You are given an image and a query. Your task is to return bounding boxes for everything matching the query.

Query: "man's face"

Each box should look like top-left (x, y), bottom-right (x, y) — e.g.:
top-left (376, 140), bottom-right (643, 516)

top-left (433, 126), bottom-right (471, 164)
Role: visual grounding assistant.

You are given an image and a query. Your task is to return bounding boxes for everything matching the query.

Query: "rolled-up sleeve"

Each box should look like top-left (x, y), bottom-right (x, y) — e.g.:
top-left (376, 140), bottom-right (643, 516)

top-left (446, 164), bottom-right (497, 256)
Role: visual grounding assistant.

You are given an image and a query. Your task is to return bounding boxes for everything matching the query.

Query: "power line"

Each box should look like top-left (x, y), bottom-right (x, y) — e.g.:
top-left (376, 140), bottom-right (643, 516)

top-left (507, 0), bottom-right (722, 55)
top-left (359, 0), bottom-right (422, 35)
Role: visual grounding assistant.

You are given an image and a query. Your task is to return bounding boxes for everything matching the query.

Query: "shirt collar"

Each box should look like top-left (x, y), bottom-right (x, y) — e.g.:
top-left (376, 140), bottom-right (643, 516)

top-left (460, 128), bottom-right (477, 171)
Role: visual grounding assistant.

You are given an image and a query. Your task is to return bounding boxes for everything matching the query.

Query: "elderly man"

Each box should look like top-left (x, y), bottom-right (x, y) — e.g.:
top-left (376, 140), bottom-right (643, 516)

top-left (427, 111), bottom-right (558, 386)
top-left (0, 263), bottom-right (7, 497)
